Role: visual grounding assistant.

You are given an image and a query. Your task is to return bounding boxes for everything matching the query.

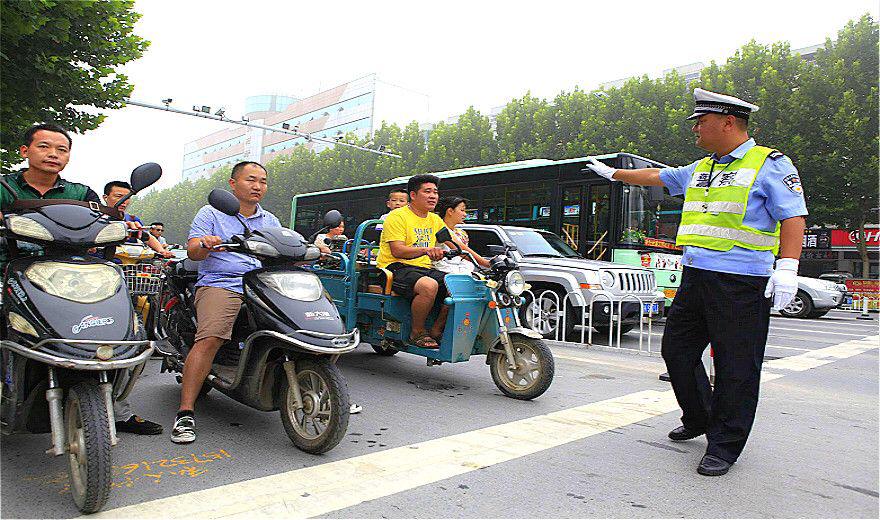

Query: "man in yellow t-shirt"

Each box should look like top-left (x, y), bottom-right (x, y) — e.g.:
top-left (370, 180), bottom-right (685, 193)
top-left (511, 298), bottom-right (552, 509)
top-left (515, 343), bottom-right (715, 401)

top-left (378, 174), bottom-right (450, 349)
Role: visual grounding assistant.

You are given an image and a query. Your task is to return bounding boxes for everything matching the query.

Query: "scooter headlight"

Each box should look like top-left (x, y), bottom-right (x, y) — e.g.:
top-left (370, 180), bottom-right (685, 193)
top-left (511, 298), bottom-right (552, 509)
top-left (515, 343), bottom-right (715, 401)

top-left (505, 271), bottom-right (526, 296)
top-left (257, 272), bottom-right (323, 301)
top-left (25, 261), bottom-right (122, 303)
top-left (245, 240), bottom-right (280, 258)
top-left (7, 216), bottom-right (53, 241)
top-left (95, 222), bottom-right (128, 244)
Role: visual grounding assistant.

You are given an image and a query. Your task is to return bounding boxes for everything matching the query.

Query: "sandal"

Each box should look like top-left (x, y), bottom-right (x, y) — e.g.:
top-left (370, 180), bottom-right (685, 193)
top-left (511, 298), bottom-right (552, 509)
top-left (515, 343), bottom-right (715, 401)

top-left (410, 332), bottom-right (439, 349)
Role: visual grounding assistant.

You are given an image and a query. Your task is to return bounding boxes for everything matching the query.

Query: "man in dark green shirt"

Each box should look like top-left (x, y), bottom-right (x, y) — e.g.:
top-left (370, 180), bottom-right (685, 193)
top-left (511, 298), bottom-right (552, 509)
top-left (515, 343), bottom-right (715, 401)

top-left (0, 123), bottom-right (163, 436)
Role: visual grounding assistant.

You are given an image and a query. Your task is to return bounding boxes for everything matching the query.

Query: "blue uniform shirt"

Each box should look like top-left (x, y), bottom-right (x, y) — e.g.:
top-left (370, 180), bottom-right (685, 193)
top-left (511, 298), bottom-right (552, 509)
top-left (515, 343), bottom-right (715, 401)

top-left (659, 138), bottom-right (808, 276)
top-left (188, 204), bottom-right (281, 294)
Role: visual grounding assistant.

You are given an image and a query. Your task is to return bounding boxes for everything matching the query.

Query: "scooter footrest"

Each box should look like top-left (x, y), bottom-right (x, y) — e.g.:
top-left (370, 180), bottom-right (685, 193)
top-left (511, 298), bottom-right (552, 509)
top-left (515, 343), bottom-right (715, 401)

top-left (153, 339), bottom-right (180, 357)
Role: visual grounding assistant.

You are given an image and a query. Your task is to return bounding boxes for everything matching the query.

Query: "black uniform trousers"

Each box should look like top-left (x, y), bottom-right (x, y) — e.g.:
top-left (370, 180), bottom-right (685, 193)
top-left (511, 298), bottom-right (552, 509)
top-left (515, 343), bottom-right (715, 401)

top-left (661, 266), bottom-right (771, 463)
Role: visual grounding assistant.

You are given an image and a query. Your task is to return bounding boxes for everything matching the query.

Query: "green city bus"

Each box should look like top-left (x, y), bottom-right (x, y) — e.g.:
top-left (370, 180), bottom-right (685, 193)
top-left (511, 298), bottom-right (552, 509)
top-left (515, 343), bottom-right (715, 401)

top-left (291, 153), bottom-right (685, 306)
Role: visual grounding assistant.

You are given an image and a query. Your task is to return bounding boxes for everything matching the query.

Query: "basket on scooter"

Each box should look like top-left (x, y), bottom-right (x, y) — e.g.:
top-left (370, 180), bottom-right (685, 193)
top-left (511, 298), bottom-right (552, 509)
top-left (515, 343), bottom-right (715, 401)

top-left (122, 263), bottom-right (163, 295)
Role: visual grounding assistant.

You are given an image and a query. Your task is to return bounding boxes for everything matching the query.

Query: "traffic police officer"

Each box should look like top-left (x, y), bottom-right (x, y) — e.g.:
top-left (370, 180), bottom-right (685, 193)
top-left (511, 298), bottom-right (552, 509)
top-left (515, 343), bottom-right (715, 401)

top-left (585, 88), bottom-right (807, 476)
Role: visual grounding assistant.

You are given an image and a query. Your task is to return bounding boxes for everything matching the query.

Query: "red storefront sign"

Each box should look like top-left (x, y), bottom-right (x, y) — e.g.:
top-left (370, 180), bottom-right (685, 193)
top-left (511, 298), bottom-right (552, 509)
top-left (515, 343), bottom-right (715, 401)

top-left (643, 238), bottom-right (682, 251)
top-left (831, 229), bottom-right (880, 247)
top-left (845, 279), bottom-right (880, 294)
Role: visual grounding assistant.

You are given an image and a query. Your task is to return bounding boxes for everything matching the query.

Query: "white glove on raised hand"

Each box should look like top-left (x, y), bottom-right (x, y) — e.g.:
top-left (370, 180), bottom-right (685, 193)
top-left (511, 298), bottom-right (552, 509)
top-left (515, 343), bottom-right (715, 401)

top-left (765, 258), bottom-right (799, 310)
top-left (584, 157), bottom-right (618, 181)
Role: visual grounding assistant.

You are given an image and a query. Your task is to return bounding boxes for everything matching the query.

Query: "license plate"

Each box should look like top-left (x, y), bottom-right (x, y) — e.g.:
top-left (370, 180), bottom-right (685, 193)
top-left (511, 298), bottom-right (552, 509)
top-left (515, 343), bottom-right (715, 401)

top-left (643, 302), bottom-right (659, 314)
top-left (663, 288), bottom-right (677, 299)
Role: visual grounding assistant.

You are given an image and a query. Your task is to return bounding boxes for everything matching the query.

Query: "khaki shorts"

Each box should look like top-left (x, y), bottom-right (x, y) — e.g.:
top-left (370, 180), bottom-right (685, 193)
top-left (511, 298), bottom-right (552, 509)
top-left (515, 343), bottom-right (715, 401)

top-left (194, 286), bottom-right (245, 342)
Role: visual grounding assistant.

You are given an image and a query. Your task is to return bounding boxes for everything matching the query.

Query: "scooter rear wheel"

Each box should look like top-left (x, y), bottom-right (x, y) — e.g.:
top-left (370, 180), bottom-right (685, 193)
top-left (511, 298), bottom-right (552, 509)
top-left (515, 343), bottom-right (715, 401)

top-left (490, 336), bottom-right (554, 400)
top-left (280, 359), bottom-right (350, 454)
top-left (65, 381), bottom-right (112, 513)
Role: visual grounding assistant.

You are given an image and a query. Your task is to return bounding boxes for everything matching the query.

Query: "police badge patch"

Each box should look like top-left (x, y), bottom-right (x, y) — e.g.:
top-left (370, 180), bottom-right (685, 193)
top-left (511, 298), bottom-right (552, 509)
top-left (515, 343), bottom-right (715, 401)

top-left (783, 173), bottom-right (803, 194)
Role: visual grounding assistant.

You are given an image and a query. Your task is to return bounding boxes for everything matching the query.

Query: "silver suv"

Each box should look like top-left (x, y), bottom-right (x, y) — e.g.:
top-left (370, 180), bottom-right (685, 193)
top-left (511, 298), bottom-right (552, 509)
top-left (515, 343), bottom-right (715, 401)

top-left (779, 276), bottom-right (847, 318)
top-left (458, 224), bottom-right (665, 338)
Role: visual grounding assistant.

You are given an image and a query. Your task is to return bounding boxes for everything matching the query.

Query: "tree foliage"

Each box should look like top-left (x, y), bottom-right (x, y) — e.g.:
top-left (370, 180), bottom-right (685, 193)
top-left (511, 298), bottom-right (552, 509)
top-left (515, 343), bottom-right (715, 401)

top-left (0, 0), bottom-right (149, 170)
top-left (130, 15), bottom-right (877, 272)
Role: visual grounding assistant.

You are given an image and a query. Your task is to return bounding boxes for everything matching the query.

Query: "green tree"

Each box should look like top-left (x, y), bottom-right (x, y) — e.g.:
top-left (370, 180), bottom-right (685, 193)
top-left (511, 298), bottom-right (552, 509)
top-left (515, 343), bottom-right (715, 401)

top-left (418, 107), bottom-right (497, 172)
top-left (0, 0), bottom-right (149, 170)
top-left (790, 14), bottom-right (879, 276)
top-left (494, 93), bottom-right (553, 161)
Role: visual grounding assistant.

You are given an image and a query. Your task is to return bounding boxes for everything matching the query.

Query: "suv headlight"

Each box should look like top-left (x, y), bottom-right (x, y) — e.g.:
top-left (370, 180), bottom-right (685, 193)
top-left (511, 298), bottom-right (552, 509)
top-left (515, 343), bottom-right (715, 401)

top-left (505, 271), bottom-right (526, 296)
top-left (7, 216), bottom-right (53, 241)
top-left (95, 222), bottom-right (128, 244)
top-left (246, 240), bottom-right (280, 258)
top-left (25, 261), bottom-right (122, 303)
top-left (257, 272), bottom-right (322, 301)
top-left (600, 271), bottom-right (615, 287)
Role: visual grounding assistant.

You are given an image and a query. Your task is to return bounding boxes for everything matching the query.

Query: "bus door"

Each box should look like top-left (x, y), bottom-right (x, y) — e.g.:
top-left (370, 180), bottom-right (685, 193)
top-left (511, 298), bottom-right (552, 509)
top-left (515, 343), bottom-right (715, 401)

top-left (559, 183), bottom-right (610, 259)
top-left (560, 184), bottom-right (583, 252)
top-left (585, 183), bottom-right (610, 260)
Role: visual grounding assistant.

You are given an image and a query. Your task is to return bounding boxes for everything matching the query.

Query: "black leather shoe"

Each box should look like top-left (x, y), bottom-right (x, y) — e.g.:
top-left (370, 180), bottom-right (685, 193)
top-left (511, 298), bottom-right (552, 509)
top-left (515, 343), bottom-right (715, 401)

top-left (116, 415), bottom-right (163, 435)
top-left (668, 425), bottom-right (705, 441)
top-left (697, 454), bottom-right (732, 476)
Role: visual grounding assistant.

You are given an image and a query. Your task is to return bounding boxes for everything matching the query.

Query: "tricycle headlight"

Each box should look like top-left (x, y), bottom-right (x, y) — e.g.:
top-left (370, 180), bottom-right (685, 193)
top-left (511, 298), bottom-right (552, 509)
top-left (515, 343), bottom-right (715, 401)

top-left (504, 271), bottom-right (526, 296)
top-left (245, 240), bottom-right (280, 258)
top-left (95, 222), bottom-right (128, 244)
top-left (7, 216), bottom-right (53, 241)
top-left (257, 272), bottom-right (322, 301)
top-left (600, 271), bottom-right (615, 287)
top-left (25, 261), bottom-right (122, 303)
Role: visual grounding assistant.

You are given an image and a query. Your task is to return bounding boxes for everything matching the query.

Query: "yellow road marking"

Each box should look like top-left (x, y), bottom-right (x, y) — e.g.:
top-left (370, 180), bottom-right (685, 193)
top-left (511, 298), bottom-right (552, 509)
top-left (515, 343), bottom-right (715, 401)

top-left (89, 336), bottom-right (878, 519)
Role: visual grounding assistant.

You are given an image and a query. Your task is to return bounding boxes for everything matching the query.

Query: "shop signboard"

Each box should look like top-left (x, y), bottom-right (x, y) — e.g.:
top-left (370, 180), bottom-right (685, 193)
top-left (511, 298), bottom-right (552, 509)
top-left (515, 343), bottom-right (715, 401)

top-left (845, 278), bottom-right (880, 310)
top-left (831, 229), bottom-right (880, 248)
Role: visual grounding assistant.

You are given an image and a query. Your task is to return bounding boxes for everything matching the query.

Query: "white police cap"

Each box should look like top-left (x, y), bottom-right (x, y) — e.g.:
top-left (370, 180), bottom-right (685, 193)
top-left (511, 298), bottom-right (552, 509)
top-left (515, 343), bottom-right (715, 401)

top-left (686, 88), bottom-right (760, 120)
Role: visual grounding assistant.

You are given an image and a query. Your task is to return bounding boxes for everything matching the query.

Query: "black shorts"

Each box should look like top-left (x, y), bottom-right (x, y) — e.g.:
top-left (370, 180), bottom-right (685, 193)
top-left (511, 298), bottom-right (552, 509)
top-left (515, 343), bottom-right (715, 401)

top-left (387, 263), bottom-right (448, 302)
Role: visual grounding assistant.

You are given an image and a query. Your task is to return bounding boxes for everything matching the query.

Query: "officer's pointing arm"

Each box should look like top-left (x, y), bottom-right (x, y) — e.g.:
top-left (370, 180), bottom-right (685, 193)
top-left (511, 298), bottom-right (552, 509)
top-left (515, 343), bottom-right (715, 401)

top-left (583, 157), bottom-right (664, 186)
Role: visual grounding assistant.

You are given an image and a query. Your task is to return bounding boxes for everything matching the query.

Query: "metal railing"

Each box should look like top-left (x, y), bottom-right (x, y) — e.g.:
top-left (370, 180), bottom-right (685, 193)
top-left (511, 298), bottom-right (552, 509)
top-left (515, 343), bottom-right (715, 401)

top-left (522, 289), bottom-right (661, 354)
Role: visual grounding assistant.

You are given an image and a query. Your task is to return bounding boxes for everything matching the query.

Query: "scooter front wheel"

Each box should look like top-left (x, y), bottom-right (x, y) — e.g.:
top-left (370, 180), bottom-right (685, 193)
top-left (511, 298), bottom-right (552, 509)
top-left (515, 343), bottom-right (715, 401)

top-left (490, 335), bottom-right (554, 400)
top-left (65, 381), bottom-right (112, 513)
top-left (280, 359), bottom-right (350, 454)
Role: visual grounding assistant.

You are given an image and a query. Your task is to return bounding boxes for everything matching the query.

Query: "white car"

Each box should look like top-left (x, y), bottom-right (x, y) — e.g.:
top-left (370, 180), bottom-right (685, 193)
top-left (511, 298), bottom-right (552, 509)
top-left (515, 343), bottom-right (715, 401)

top-left (779, 276), bottom-right (846, 318)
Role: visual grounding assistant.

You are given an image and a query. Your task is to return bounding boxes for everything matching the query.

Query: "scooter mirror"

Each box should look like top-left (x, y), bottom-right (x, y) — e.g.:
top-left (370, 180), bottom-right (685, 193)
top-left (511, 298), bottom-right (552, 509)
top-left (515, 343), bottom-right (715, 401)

top-left (129, 162), bottom-right (162, 193)
top-left (435, 227), bottom-right (452, 243)
top-left (323, 210), bottom-right (343, 228)
top-left (208, 189), bottom-right (241, 216)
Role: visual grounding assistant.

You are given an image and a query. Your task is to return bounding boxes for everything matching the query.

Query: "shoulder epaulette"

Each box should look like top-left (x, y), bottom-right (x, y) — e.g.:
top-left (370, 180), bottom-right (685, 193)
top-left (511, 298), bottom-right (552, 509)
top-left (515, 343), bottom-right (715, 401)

top-left (768, 150), bottom-right (785, 160)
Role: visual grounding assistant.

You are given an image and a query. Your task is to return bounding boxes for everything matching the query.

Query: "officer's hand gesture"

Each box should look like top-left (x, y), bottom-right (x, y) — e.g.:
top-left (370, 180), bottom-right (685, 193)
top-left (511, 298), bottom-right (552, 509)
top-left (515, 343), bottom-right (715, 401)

top-left (584, 157), bottom-right (618, 181)
top-left (765, 258), bottom-right (799, 310)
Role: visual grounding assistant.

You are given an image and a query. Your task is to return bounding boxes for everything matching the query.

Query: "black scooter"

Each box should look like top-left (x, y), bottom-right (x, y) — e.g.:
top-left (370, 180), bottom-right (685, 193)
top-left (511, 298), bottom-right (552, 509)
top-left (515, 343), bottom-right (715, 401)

top-left (155, 189), bottom-right (357, 454)
top-left (0, 163), bottom-right (162, 513)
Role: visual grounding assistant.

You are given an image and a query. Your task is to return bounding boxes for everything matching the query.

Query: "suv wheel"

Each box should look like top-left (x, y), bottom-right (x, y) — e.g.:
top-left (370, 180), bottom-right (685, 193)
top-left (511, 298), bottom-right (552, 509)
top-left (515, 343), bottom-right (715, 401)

top-left (520, 290), bottom-right (575, 340)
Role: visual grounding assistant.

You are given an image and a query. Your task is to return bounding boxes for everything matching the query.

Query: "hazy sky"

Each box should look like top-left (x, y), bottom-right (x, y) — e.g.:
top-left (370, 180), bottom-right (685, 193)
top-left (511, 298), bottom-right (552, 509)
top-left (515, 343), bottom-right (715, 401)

top-left (41, 0), bottom-right (878, 197)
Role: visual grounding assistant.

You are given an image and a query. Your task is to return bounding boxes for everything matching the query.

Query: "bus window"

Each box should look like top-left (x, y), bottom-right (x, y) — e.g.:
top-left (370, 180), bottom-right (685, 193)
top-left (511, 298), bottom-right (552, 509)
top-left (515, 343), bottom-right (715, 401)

top-left (619, 185), bottom-right (682, 245)
top-left (505, 182), bottom-right (552, 226)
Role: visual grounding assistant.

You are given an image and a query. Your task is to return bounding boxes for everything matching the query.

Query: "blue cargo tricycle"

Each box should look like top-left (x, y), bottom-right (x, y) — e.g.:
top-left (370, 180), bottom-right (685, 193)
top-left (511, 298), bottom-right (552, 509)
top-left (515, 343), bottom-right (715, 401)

top-left (309, 220), bottom-right (554, 400)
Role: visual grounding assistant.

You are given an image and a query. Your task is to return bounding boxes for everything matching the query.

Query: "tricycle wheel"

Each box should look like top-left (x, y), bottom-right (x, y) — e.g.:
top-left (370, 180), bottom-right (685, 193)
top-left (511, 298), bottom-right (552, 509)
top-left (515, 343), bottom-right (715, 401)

top-left (370, 343), bottom-right (398, 356)
top-left (280, 359), bottom-right (350, 454)
top-left (65, 381), bottom-right (112, 514)
top-left (490, 336), bottom-right (554, 400)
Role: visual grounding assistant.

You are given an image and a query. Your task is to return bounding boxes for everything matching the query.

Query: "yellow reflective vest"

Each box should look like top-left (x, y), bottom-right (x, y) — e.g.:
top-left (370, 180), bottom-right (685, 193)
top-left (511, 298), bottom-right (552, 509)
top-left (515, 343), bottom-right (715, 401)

top-left (676, 145), bottom-right (780, 255)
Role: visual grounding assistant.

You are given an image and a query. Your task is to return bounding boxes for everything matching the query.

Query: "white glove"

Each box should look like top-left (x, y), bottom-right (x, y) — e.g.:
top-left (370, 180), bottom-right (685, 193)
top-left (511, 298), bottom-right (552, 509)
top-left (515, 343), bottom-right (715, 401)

top-left (584, 157), bottom-right (618, 181)
top-left (765, 258), bottom-right (799, 310)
